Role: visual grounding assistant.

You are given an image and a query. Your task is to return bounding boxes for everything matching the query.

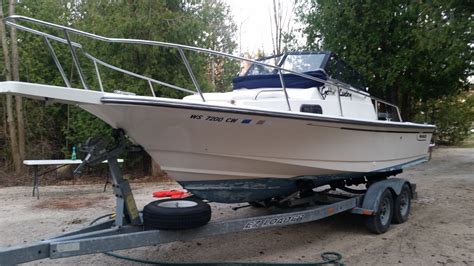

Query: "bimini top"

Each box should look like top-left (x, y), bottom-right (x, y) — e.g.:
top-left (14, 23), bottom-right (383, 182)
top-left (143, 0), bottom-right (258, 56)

top-left (233, 51), bottom-right (367, 91)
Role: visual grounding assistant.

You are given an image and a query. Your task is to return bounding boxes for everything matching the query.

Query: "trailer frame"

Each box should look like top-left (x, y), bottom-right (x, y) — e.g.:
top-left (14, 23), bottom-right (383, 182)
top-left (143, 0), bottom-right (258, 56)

top-left (0, 135), bottom-right (416, 265)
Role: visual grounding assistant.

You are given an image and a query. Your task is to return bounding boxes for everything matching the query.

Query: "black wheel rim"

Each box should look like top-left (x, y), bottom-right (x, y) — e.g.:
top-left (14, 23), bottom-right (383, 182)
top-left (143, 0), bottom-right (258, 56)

top-left (379, 197), bottom-right (391, 225)
top-left (399, 191), bottom-right (409, 216)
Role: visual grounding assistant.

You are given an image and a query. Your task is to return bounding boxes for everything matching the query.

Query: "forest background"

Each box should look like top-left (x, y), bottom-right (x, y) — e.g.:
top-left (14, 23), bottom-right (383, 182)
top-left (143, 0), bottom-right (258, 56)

top-left (0, 0), bottom-right (472, 178)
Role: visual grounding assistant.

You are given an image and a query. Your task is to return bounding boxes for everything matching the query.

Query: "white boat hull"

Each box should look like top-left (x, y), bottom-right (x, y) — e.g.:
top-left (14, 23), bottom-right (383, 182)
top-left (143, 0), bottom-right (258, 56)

top-left (0, 82), bottom-right (435, 203)
top-left (83, 97), bottom-right (433, 181)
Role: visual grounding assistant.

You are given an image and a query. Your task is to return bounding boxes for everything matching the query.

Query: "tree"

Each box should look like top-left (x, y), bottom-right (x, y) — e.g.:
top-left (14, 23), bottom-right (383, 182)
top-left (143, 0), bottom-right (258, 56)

top-left (0, 0), bottom-right (21, 173)
top-left (270, 0), bottom-right (283, 55)
top-left (298, 0), bottom-right (473, 120)
top-left (72, 0), bottom-right (237, 96)
top-left (269, 0), bottom-right (299, 55)
top-left (15, 0), bottom-right (77, 161)
top-left (414, 91), bottom-right (473, 145)
top-left (197, 0), bottom-right (238, 91)
top-left (9, 0), bottom-right (25, 162)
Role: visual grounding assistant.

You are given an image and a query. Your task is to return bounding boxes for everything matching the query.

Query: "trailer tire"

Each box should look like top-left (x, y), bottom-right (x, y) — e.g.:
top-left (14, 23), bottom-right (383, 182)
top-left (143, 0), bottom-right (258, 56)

top-left (392, 183), bottom-right (411, 224)
top-left (143, 198), bottom-right (211, 230)
top-left (365, 189), bottom-right (393, 234)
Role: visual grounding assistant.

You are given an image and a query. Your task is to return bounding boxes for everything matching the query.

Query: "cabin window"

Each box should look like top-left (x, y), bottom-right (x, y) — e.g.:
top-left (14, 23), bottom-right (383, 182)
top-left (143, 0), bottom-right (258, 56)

top-left (300, 104), bottom-right (323, 114)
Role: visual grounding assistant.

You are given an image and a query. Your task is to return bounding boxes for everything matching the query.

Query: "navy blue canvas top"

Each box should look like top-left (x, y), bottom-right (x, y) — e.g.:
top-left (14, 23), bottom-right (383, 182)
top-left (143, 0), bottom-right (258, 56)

top-left (232, 70), bottom-right (327, 90)
top-left (232, 51), bottom-right (367, 91)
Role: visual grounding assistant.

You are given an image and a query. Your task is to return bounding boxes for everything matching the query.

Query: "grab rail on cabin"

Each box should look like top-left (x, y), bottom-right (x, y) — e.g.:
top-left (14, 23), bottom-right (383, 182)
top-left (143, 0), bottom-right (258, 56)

top-left (4, 15), bottom-right (402, 122)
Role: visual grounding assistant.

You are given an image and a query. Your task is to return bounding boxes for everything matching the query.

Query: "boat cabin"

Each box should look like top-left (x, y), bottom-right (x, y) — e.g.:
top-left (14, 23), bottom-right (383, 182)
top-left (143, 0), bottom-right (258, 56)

top-left (184, 51), bottom-right (382, 121)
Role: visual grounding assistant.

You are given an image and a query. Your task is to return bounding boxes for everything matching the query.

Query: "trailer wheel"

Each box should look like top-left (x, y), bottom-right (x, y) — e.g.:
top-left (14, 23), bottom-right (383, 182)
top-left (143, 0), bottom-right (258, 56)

top-left (365, 189), bottom-right (393, 234)
top-left (143, 198), bottom-right (211, 230)
top-left (392, 183), bottom-right (411, 224)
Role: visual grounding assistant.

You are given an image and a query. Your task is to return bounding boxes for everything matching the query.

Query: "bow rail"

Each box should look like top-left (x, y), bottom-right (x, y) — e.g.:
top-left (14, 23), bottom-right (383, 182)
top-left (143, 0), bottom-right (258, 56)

top-left (4, 15), bottom-right (402, 121)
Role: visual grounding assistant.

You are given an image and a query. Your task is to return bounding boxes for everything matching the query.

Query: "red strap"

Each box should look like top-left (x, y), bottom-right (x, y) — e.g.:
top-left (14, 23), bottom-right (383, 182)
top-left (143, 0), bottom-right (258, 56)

top-left (153, 190), bottom-right (191, 198)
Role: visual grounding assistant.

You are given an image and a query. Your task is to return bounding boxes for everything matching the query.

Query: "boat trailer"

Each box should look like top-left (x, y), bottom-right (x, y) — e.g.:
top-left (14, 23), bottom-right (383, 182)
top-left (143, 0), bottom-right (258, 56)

top-left (0, 133), bottom-right (416, 265)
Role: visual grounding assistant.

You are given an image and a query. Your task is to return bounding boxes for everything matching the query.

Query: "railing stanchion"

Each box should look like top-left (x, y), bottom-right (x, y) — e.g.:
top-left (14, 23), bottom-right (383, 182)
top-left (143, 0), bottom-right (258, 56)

top-left (277, 70), bottom-right (291, 111)
top-left (178, 48), bottom-right (205, 102)
top-left (396, 106), bottom-right (403, 122)
top-left (148, 80), bottom-right (156, 97)
top-left (93, 59), bottom-right (104, 92)
top-left (43, 36), bottom-right (71, 88)
top-left (64, 30), bottom-right (89, 90)
top-left (336, 86), bottom-right (343, 116)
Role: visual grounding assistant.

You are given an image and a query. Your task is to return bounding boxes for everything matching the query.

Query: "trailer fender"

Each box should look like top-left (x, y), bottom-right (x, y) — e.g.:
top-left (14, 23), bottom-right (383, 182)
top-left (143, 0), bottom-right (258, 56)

top-left (359, 178), bottom-right (414, 214)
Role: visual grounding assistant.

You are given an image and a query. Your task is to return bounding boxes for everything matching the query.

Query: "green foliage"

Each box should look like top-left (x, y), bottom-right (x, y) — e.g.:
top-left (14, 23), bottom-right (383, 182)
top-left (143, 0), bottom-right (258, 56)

top-left (297, 0), bottom-right (472, 120)
top-left (13, 0), bottom-right (73, 160)
top-left (460, 133), bottom-right (474, 148)
top-left (414, 92), bottom-right (474, 145)
top-left (74, 0), bottom-right (237, 94)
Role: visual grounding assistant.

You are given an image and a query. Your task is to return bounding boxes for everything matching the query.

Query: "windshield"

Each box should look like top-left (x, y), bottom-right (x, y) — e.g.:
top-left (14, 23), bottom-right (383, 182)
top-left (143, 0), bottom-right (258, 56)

top-left (244, 56), bottom-right (282, 76)
top-left (280, 53), bottom-right (326, 73)
top-left (242, 53), bottom-right (326, 76)
top-left (325, 54), bottom-right (367, 91)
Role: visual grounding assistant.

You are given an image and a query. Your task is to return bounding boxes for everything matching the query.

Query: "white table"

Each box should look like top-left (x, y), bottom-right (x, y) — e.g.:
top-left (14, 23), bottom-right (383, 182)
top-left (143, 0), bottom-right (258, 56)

top-left (23, 159), bottom-right (124, 199)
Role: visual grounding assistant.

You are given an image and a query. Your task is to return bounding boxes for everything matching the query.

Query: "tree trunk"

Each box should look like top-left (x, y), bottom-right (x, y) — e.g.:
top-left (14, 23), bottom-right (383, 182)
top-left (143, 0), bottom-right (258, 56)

top-left (9, 0), bottom-right (25, 162)
top-left (0, 1), bottom-right (11, 81)
top-left (1, 96), bottom-right (6, 164)
top-left (0, 0), bottom-right (21, 173)
top-left (5, 96), bottom-right (20, 172)
top-left (401, 92), bottom-right (412, 121)
top-left (272, 0), bottom-right (280, 54)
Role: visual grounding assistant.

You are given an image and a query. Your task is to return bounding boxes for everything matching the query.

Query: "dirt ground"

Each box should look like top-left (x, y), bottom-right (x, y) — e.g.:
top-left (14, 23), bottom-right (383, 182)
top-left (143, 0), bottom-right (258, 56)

top-left (0, 147), bottom-right (472, 265)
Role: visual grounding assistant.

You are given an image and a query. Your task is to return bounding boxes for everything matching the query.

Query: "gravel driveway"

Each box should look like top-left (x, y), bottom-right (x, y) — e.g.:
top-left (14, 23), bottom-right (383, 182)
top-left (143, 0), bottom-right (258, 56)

top-left (0, 147), bottom-right (472, 265)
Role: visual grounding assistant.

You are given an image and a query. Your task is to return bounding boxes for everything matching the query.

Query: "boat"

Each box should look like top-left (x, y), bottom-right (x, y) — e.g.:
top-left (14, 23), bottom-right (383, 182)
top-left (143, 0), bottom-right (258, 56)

top-left (0, 16), bottom-right (435, 203)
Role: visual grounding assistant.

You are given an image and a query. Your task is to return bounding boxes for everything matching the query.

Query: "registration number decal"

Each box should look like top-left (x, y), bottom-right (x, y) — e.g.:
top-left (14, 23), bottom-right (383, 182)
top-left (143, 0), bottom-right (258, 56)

top-left (190, 114), bottom-right (238, 123)
top-left (189, 114), bottom-right (267, 125)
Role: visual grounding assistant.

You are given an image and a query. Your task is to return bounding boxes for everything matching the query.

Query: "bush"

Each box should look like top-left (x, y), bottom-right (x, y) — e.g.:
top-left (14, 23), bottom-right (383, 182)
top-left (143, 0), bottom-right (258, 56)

top-left (414, 92), bottom-right (474, 145)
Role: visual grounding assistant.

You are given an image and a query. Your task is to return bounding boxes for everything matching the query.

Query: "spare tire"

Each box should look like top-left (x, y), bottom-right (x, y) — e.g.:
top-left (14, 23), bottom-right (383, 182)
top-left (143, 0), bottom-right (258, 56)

top-left (143, 198), bottom-right (211, 230)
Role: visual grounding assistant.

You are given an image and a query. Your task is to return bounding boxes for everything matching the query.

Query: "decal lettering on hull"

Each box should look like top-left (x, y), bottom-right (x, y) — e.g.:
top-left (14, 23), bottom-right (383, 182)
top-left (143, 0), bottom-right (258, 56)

top-left (417, 134), bottom-right (427, 141)
top-left (189, 113), bottom-right (267, 125)
top-left (243, 214), bottom-right (305, 230)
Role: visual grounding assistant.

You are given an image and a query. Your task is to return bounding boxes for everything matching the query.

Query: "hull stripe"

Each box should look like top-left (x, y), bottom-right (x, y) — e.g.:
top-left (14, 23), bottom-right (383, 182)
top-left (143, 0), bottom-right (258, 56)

top-left (340, 127), bottom-right (433, 134)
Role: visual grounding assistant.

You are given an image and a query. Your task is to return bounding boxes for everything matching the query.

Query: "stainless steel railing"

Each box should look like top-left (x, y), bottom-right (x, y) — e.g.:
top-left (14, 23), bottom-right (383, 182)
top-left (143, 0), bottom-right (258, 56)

top-left (4, 15), bottom-right (402, 122)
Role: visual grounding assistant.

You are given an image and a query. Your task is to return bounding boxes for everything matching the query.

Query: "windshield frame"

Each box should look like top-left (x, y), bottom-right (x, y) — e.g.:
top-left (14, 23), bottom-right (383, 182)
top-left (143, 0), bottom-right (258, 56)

top-left (242, 51), bottom-right (331, 76)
